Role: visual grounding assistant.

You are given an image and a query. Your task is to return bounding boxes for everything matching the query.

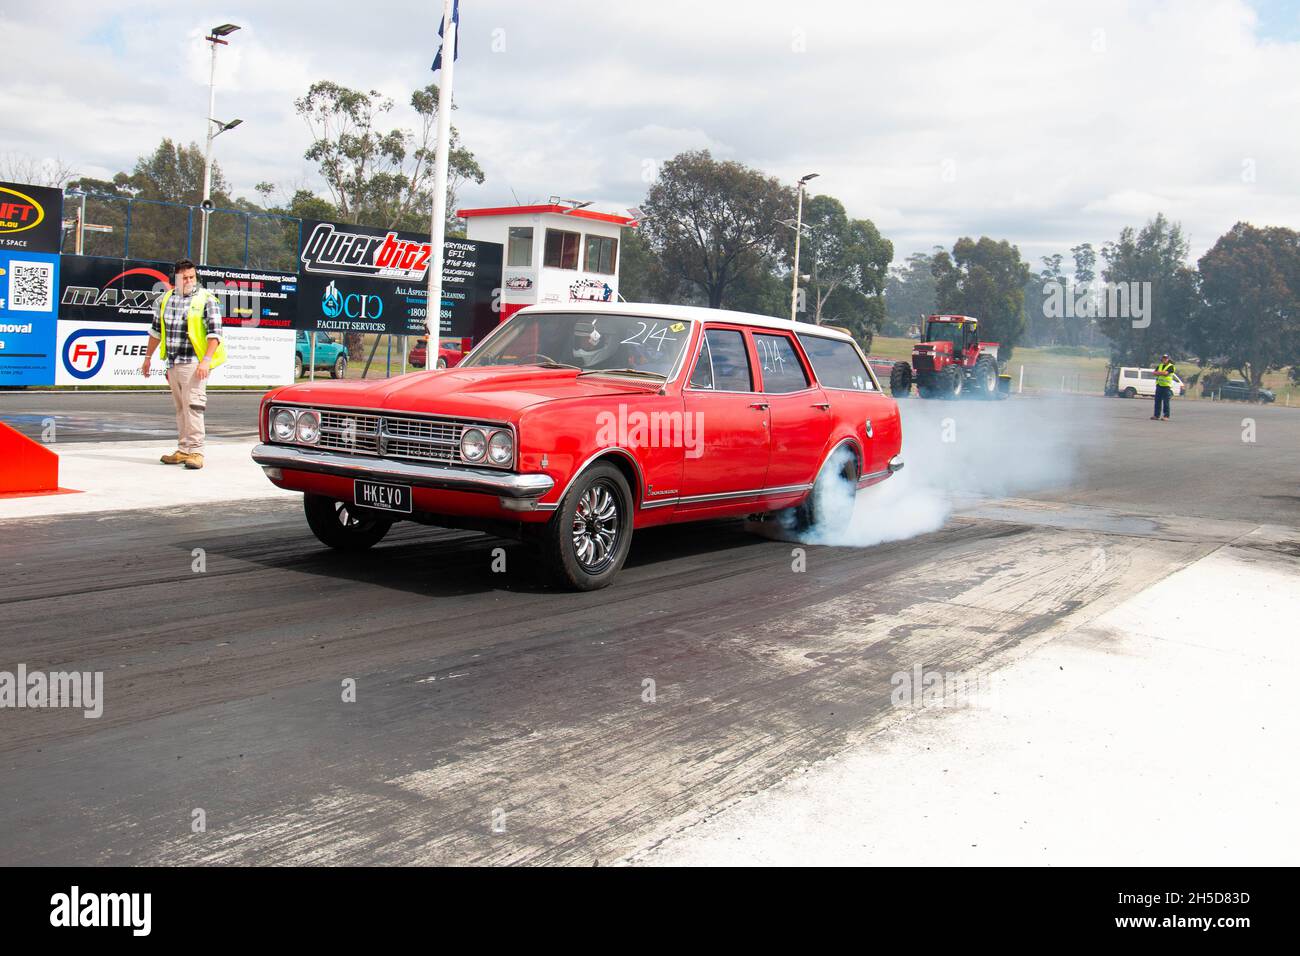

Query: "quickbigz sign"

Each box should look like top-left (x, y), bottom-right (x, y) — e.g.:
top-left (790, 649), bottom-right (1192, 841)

top-left (297, 220), bottom-right (502, 342)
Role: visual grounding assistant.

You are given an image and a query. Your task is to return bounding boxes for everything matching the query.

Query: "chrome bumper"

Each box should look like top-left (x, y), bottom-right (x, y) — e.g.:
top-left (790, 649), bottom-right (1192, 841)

top-left (856, 455), bottom-right (905, 488)
top-left (251, 444), bottom-right (555, 499)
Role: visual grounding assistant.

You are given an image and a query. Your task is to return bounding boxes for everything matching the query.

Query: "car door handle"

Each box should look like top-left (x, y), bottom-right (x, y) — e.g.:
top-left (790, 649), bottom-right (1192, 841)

top-left (811, 402), bottom-right (831, 410)
top-left (750, 402), bottom-right (769, 410)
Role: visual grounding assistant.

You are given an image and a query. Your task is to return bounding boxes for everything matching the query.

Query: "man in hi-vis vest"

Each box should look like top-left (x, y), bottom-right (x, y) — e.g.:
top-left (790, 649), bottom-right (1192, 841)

top-left (140, 258), bottom-right (226, 469)
top-left (1151, 353), bottom-right (1176, 421)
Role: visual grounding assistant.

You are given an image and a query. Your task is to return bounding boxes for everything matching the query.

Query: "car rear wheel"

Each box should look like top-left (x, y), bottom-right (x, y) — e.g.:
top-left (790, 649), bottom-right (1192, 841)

top-left (1122, 387), bottom-right (1136, 398)
top-left (331, 355), bottom-right (347, 379)
top-left (436, 356), bottom-right (448, 369)
top-left (303, 494), bottom-right (392, 551)
top-left (542, 462), bottom-right (633, 590)
top-left (294, 354), bottom-right (304, 378)
top-left (791, 446), bottom-right (859, 535)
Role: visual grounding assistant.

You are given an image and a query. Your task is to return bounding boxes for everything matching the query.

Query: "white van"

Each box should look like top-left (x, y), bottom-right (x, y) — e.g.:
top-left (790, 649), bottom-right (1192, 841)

top-left (1105, 366), bottom-right (1184, 398)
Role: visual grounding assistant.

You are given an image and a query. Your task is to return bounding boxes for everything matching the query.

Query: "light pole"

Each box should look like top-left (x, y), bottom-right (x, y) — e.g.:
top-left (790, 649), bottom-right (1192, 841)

top-left (789, 172), bottom-right (818, 322)
top-left (200, 23), bottom-right (242, 265)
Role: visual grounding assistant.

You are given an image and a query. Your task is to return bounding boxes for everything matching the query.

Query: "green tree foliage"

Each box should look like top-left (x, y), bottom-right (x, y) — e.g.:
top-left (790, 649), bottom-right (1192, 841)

top-left (638, 150), bottom-right (794, 309)
top-left (884, 249), bottom-right (940, 334)
top-left (617, 226), bottom-right (688, 304)
top-left (295, 80), bottom-right (484, 231)
top-left (931, 237), bottom-right (1031, 362)
top-left (1193, 222), bottom-right (1300, 395)
top-left (1098, 214), bottom-right (1196, 364)
top-left (1024, 253), bottom-right (1065, 346)
top-left (797, 194), bottom-right (892, 327)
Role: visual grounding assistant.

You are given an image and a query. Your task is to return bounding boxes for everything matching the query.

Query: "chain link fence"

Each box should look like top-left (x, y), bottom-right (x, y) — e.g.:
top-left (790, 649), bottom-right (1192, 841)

top-left (61, 192), bottom-right (300, 271)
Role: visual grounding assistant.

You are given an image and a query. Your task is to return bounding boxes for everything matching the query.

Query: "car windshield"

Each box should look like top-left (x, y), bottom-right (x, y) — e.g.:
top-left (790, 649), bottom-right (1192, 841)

top-left (462, 312), bottom-right (693, 377)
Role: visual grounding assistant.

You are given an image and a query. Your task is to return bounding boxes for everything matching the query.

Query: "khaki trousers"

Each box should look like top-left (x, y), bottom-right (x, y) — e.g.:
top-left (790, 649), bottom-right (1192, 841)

top-left (166, 362), bottom-right (207, 455)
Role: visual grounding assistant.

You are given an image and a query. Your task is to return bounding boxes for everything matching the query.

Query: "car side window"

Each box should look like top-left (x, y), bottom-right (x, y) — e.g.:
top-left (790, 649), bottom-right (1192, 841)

top-left (753, 334), bottom-right (810, 393)
top-left (692, 329), bottom-right (752, 391)
top-left (796, 334), bottom-right (876, 391)
top-left (689, 335), bottom-right (714, 388)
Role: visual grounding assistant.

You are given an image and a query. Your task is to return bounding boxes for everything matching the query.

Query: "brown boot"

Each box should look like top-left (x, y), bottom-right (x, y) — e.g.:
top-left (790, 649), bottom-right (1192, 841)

top-left (182, 454), bottom-right (204, 470)
top-left (160, 449), bottom-right (189, 464)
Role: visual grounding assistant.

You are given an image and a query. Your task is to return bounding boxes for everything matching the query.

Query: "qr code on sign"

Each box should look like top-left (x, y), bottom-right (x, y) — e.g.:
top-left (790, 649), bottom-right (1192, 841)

top-left (10, 260), bottom-right (54, 312)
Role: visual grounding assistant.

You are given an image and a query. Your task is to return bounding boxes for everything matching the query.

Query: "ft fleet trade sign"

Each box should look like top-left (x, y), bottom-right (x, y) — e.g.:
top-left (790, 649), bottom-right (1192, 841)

top-left (0, 181), bottom-right (62, 386)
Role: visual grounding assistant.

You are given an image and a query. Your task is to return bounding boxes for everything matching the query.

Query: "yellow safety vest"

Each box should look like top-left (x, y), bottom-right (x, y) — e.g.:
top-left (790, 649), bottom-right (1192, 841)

top-left (1155, 361), bottom-right (1174, 388)
top-left (157, 288), bottom-right (227, 368)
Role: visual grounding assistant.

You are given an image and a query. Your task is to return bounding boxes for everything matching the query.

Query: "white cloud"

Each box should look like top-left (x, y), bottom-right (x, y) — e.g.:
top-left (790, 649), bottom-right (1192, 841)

top-left (3, 0), bottom-right (1297, 267)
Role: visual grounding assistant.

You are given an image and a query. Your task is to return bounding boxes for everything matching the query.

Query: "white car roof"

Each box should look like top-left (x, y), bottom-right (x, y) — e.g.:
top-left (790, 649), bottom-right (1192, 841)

top-left (519, 301), bottom-right (855, 342)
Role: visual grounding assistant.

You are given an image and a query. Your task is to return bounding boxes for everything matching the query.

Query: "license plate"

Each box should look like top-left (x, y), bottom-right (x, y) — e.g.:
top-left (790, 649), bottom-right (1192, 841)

top-left (353, 479), bottom-right (412, 513)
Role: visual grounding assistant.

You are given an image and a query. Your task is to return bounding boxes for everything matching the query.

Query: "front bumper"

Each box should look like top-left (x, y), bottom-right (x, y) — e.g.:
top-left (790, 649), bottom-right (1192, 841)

top-left (251, 444), bottom-right (554, 500)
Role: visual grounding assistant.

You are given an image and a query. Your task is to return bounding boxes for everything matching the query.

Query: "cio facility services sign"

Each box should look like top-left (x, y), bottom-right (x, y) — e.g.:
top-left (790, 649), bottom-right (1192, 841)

top-left (296, 219), bottom-right (502, 343)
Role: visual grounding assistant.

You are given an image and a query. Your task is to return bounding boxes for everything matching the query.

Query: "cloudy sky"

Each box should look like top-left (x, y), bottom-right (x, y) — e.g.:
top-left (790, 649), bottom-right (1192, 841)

top-left (4, 0), bottom-right (1299, 265)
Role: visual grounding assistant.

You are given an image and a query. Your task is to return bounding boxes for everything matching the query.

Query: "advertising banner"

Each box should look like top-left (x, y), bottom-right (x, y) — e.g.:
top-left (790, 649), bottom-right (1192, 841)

top-left (296, 220), bottom-right (502, 342)
top-left (0, 181), bottom-right (63, 254)
top-left (57, 255), bottom-right (298, 328)
top-left (0, 249), bottom-right (59, 386)
top-left (55, 321), bottom-right (293, 387)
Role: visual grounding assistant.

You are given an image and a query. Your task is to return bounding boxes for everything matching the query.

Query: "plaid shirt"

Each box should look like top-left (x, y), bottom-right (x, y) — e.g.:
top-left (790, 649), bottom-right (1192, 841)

top-left (151, 287), bottom-right (223, 365)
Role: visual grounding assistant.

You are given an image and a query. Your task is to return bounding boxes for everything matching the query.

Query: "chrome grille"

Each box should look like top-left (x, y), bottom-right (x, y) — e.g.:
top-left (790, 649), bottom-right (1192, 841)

top-left (319, 411), bottom-right (380, 454)
top-left (275, 407), bottom-right (511, 468)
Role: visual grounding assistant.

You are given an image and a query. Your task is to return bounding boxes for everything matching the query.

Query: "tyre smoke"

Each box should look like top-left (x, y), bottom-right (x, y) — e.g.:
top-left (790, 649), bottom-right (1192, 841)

top-left (795, 396), bottom-right (1088, 547)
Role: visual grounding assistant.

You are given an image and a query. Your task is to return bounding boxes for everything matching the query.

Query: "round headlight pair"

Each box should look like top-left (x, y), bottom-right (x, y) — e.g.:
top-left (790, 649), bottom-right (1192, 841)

top-left (459, 427), bottom-right (513, 466)
top-left (270, 407), bottom-right (321, 445)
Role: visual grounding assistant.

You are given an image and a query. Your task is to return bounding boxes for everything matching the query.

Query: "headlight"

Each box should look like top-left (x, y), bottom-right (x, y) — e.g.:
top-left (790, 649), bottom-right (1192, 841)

top-left (487, 430), bottom-right (513, 465)
top-left (460, 428), bottom-right (487, 462)
top-left (271, 408), bottom-right (297, 441)
top-left (295, 409), bottom-right (322, 444)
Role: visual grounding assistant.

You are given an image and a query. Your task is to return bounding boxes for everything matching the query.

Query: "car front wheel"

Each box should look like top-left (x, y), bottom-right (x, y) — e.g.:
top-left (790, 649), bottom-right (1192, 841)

top-left (541, 462), bottom-right (633, 590)
top-left (303, 494), bottom-right (393, 551)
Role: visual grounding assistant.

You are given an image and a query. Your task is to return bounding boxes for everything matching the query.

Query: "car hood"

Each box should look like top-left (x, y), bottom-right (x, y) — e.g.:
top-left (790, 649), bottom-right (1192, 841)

top-left (268, 366), bottom-right (663, 419)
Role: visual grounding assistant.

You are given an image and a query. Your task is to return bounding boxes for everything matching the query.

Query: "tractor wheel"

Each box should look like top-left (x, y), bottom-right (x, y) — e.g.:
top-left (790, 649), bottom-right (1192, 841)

top-left (889, 362), bottom-right (912, 398)
top-left (972, 354), bottom-right (997, 399)
top-left (938, 364), bottom-right (962, 399)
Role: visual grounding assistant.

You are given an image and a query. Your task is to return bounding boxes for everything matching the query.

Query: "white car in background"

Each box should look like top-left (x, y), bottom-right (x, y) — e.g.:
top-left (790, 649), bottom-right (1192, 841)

top-left (1106, 366), bottom-right (1184, 399)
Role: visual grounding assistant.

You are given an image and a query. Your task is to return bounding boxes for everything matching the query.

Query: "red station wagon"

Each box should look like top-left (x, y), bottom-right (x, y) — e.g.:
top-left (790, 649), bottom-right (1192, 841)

top-left (252, 303), bottom-right (905, 589)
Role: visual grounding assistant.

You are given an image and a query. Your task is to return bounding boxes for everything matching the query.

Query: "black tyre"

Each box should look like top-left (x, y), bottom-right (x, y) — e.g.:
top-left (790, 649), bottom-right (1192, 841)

top-left (916, 372), bottom-right (937, 399)
top-left (436, 356), bottom-right (448, 370)
top-left (791, 446), bottom-right (859, 534)
top-left (1122, 387), bottom-right (1136, 399)
top-left (330, 355), bottom-right (347, 379)
top-left (972, 354), bottom-right (997, 399)
top-left (889, 361), bottom-right (912, 398)
top-left (938, 364), bottom-right (962, 399)
top-left (294, 353), bottom-right (304, 378)
top-left (542, 462), bottom-right (633, 590)
top-left (303, 494), bottom-right (393, 551)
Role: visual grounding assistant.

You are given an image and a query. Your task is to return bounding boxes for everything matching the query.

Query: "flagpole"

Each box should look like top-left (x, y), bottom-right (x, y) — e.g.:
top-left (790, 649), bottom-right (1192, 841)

top-left (427, 0), bottom-right (457, 368)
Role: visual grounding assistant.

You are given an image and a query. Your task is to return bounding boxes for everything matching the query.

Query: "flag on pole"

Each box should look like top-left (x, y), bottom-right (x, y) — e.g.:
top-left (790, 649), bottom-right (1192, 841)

top-left (431, 0), bottom-right (459, 72)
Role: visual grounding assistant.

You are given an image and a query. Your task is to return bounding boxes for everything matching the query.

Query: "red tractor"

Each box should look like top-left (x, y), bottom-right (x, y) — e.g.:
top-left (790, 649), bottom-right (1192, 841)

top-left (889, 314), bottom-right (1001, 399)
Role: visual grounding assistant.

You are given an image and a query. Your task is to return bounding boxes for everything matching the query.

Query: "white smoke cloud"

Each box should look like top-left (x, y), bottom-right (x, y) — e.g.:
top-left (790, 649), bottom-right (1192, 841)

top-left (795, 395), bottom-right (1091, 548)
